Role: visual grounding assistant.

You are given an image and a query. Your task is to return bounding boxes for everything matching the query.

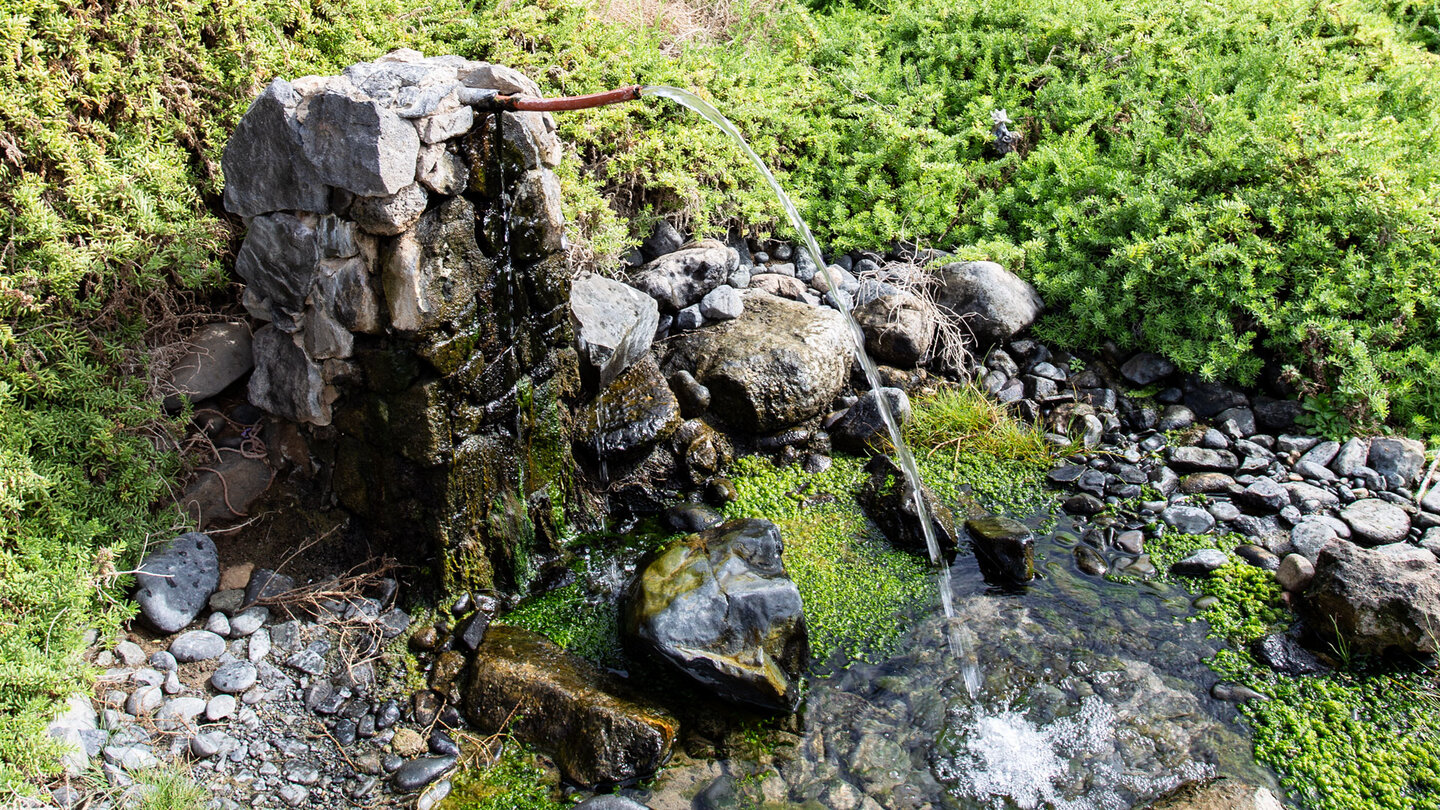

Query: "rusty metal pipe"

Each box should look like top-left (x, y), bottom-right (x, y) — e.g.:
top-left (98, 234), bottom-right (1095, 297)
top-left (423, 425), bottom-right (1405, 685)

top-left (495, 85), bottom-right (644, 112)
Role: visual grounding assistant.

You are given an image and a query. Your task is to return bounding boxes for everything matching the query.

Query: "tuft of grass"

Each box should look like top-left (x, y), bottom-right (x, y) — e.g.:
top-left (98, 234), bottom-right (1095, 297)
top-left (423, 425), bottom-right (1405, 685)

top-left (904, 384), bottom-right (1055, 467)
top-left (133, 767), bottom-right (208, 810)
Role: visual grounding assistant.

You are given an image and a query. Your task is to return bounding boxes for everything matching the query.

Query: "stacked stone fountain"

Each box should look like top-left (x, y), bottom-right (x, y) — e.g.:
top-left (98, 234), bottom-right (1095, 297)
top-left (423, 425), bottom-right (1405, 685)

top-left (223, 49), bottom-right (577, 593)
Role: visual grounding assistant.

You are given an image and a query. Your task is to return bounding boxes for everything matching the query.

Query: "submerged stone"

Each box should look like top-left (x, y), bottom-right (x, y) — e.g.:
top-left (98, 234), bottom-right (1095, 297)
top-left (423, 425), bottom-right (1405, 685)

top-left (965, 516), bottom-right (1036, 583)
top-left (1141, 777), bottom-right (1282, 810)
top-left (625, 518), bottom-right (810, 713)
top-left (463, 627), bottom-right (677, 787)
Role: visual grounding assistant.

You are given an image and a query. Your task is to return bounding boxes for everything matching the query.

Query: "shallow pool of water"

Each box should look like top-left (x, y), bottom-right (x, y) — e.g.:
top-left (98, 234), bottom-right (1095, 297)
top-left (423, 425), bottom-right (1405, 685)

top-left (635, 515), bottom-right (1278, 809)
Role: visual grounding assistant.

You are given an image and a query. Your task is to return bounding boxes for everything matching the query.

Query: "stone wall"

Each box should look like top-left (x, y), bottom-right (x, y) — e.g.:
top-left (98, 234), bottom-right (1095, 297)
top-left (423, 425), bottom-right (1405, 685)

top-left (223, 50), bottom-right (579, 593)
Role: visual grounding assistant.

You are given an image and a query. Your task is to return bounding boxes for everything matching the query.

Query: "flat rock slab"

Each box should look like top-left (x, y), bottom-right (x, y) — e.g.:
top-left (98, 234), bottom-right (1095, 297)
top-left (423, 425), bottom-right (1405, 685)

top-left (171, 630), bottom-right (226, 663)
top-left (965, 515), bottom-right (1035, 583)
top-left (179, 453), bottom-right (272, 529)
top-left (1340, 498), bottom-right (1411, 546)
top-left (463, 626), bottom-right (678, 787)
top-left (571, 271), bottom-right (659, 388)
top-left (162, 322), bottom-right (254, 409)
top-left (133, 533), bottom-right (219, 634)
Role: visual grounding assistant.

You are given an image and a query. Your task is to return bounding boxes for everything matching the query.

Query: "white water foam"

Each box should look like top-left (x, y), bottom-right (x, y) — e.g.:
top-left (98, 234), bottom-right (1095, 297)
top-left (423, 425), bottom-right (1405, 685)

top-left (935, 696), bottom-right (1211, 810)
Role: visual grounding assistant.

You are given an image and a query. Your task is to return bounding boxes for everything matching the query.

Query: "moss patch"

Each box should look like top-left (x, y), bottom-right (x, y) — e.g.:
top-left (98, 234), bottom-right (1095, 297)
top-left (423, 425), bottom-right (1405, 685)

top-left (441, 744), bottom-right (566, 810)
top-left (723, 455), bottom-right (930, 665)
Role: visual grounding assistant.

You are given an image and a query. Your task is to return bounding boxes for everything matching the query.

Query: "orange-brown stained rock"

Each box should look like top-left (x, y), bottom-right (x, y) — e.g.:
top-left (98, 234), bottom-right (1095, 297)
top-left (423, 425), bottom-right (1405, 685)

top-left (463, 626), bottom-right (678, 787)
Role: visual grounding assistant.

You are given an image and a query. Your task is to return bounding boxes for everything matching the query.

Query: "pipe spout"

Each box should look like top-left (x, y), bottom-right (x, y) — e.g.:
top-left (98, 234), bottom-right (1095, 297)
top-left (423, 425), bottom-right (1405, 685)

top-left (493, 85), bottom-right (644, 113)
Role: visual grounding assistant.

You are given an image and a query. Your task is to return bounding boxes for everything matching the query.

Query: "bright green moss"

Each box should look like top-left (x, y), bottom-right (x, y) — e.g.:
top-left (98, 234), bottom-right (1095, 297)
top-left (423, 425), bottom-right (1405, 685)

top-left (1195, 561), bottom-right (1289, 646)
top-left (724, 455), bottom-right (931, 664)
top-left (498, 582), bottom-right (625, 670)
top-left (442, 745), bottom-right (567, 810)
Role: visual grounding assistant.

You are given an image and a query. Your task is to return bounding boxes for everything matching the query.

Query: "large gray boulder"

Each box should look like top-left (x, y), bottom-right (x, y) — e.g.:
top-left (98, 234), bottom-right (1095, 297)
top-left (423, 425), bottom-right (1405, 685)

top-left (571, 272), bottom-right (659, 387)
top-left (661, 292), bottom-right (849, 432)
top-left (1300, 541), bottom-right (1440, 655)
top-left (933, 261), bottom-right (1042, 345)
top-left (629, 240), bottom-right (736, 311)
top-left (853, 291), bottom-right (935, 368)
top-left (161, 322), bottom-right (254, 409)
top-left (298, 82), bottom-right (420, 196)
top-left (463, 626), bottom-right (678, 787)
top-left (133, 533), bottom-right (219, 634)
top-left (1340, 498), bottom-right (1411, 546)
top-left (625, 519), bottom-right (810, 713)
top-left (221, 79), bottom-right (330, 218)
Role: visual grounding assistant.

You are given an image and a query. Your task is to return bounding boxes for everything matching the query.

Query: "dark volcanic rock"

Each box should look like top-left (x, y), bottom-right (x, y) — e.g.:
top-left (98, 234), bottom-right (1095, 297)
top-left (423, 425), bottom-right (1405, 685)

top-left (1251, 633), bottom-right (1327, 676)
top-left (574, 356), bottom-right (681, 462)
top-left (1300, 541), bottom-right (1440, 656)
top-left (625, 519), bottom-right (810, 713)
top-left (858, 456), bottom-right (960, 558)
top-left (464, 627), bottom-right (678, 787)
top-left (133, 533), bottom-right (219, 634)
top-left (830, 387), bottom-right (911, 454)
top-left (965, 516), bottom-right (1036, 583)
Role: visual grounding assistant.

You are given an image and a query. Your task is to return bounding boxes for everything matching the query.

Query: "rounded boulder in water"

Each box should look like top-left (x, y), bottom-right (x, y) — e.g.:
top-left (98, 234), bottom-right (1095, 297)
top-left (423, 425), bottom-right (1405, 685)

top-left (133, 533), bottom-right (220, 634)
top-left (625, 518), bottom-right (810, 712)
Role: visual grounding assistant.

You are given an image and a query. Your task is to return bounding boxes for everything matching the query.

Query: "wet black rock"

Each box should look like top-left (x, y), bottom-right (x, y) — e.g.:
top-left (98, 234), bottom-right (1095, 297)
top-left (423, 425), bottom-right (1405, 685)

top-left (1062, 493), bottom-right (1105, 515)
top-left (1251, 633), bottom-right (1327, 676)
top-left (1234, 544), bottom-right (1280, 572)
top-left (457, 611), bottom-right (491, 652)
top-left (245, 568), bottom-right (295, 606)
top-left (858, 456), bottom-right (960, 557)
top-left (1120, 352), bottom-right (1176, 385)
top-left (1075, 545), bottom-right (1108, 576)
top-left (625, 519), bottom-right (810, 712)
top-left (133, 533), bottom-right (220, 634)
top-left (830, 387), bottom-right (911, 454)
top-left (663, 502), bottom-right (724, 534)
top-left (391, 755), bottom-right (456, 792)
top-left (1183, 378), bottom-right (1248, 419)
top-left (965, 516), bottom-right (1036, 583)
top-left (1171, 549), bottom-right (1227, 577)
top-left (574, 355), bottom-right (681, 462)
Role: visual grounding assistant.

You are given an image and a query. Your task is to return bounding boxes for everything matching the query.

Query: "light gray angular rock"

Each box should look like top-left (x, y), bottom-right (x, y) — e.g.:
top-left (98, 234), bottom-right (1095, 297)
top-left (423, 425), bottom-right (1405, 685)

top-left (458, 62), bottom-right (542, 96)
top-left (416, 143), bottom-right (469, 195)
top-left (299, 84), bottom-right (420, 196)
top-left (699, 285), bottom-right (743, 321)
top-left (1423, 486), bottom-right (1440, 515)
top-left (229, 606), bottom-right (269, 638)
top-left (235, 213), bottom-right (320, 329)
top-left (1300, 440), bottom-right (1341, 469)
top-left (1368, 437), bottom-right (1427, 487)
top-left (103, 744), bottom-right (158, 772)
top-left (125, 686), bottom-right (162, 716)
top-left (1341, 498), bottom-right (1411, 546)
top-left (248, 628), bottom-right (273, 663)
top-left (205, 612), bottom-right (231, 637)
top-left (1301, 541), bottom-right (1440, 655)
top-left (1238, 478), bottom-right (1288, 513)
top-left (630, 240), bottom-right (736, 311)
top-left (1284, 481), bottom-right (1340, 510)
top-left (248, 325), bottom-right (330, 426)
top-left (351, 182), bottom-right (428, 236)
top-left (933, 260), bottom-right (1043, 345)
top-left (157, 697), bottom-right (206, 723)
top-left (316, 256), bottom-right (383, 335)
top-left (662, 292), bottom-right (850, 432)
top-left (1374, 543), bottom-right (1437, 565)
top-left (570, 272), bottom-right (660, 388)
top-left (1168, 446), bottom-right (1239, 473)
top-left (416, 104), bottom-right (474, 144)
top-left (1290, 519), bottom-right (1340, 562)
top-left (170, 630), bottom-right (226, 663)
top-left (206, 694), bottom-right (237, 722)
top-left (222, 79), bottom-right (330, 218)
top-left (162, 322), bottom-right (254, 409)
top-left (132, 532), bottom-right (219, 634)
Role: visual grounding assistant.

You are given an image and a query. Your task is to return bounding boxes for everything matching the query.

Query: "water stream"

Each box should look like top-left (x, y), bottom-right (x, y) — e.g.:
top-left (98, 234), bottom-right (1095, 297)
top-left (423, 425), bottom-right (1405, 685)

top-left (641, 86), bottom-right (978, 695)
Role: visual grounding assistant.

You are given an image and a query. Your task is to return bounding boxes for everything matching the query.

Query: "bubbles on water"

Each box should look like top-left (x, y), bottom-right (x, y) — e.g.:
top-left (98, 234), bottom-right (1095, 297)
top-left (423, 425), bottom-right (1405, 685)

top-left (934, 696), bottom-right (1211, 810)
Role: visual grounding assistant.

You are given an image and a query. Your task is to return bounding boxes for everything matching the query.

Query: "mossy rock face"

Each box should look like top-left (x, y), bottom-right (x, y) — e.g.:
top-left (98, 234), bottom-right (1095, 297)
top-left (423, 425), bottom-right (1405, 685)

top-left (574, 355), bottom-right (681, 463)
top-left (462, 626), bottom-right (678, 788)
top-left (624, 518), bottom-right (810, 713)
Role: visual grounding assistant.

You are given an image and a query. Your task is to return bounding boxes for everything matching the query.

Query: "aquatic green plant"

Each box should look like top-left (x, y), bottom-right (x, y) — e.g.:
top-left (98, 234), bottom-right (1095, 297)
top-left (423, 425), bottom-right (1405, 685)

top-left (498, 581), bottom-right (626, 669)
top-left (724, 455), bottom-right (930, 664)
top-left (442, 744), bottom-right (566, 810)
